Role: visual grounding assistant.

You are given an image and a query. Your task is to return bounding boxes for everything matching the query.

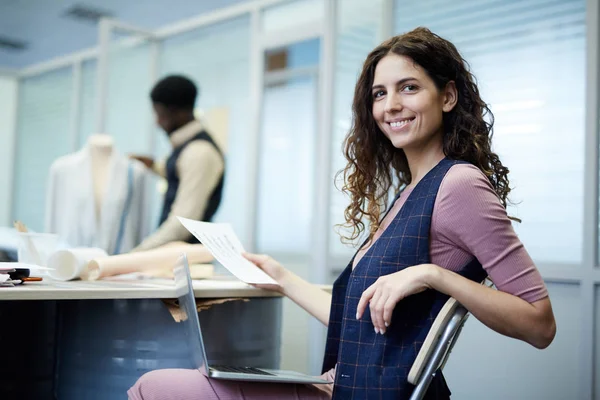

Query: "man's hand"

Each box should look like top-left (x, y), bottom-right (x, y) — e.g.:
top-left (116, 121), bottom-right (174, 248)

top-left (129, 154), bottom-right (154, 169)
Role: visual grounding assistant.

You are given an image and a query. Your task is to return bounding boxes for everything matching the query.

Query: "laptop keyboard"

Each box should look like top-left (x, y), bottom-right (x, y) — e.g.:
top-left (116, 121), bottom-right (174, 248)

top-left (210, 365), bottom-right (275, 376)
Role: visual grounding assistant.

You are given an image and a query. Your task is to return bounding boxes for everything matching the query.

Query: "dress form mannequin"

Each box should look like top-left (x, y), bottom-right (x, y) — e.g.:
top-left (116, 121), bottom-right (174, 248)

top-left (88, 134), bottom-right (114, 220)
top-left (46, 133), bottom-right (148, 254)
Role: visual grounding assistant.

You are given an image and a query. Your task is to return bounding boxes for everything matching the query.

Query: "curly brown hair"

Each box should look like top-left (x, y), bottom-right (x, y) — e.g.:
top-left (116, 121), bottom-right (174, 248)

top-left (337, 27), bottom-right (513, 245)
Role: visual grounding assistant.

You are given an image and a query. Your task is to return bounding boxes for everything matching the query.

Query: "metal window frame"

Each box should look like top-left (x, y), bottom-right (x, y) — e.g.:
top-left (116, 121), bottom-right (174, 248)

top-left (581, 0), bottom-right (600, 397)
top-left (0, 74), bottom-right (19, 226)
top-left (95, 18), bottom-right (157, 134)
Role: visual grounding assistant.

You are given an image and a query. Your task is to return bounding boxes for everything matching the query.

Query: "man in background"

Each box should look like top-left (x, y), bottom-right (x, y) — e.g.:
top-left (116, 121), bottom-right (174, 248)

top-left (131, 75), bottom-right (225, 251)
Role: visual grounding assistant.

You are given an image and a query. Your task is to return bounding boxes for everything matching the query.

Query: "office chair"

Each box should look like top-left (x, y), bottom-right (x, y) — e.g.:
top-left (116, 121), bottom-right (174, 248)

top-left (408, 279), bottom-right (492, 400)
top-left (407, 297), bottom-right (469, 400)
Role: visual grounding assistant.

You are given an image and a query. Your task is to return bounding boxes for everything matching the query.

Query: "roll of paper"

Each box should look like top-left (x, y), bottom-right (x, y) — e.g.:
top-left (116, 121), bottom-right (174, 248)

top-left (47, 248), bottom-right (109, 281)
top-left (86, 244), bottom-right (213, 281)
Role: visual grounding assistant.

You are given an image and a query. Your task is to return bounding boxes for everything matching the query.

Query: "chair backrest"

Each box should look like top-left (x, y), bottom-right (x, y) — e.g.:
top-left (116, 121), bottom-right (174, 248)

top-left (408, 279), bottom-right (492, 400)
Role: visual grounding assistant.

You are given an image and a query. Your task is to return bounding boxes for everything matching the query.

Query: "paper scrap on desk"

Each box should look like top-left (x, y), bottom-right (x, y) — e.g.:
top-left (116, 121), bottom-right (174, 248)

top-left (0, 263), bottom-right (53, 271)
top-left (177, 217), bottom-right (277, 285)
top-left (162, 298), bottom-right (250, 322)
top-left (0, 273), bottom-right (20, 286)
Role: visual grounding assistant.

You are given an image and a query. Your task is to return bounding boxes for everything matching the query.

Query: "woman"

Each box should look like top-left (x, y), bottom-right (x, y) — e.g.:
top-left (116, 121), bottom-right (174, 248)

top-left (128, 27), bottom-right (556, 400)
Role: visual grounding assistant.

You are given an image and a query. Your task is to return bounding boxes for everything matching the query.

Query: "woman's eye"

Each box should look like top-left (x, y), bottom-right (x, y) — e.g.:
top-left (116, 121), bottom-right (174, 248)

top-left (373, 90), bottom-right (385, 99)
top-left (402, 84), bottom-right (417, 92)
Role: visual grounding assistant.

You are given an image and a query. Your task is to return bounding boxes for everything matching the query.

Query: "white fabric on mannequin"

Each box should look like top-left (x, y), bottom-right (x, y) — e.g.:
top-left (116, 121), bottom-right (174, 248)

top-left (45, 135), bottom-right (151, 254)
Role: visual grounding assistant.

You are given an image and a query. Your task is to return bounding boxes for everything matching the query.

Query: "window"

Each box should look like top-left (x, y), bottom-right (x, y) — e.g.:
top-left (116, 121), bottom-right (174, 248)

top-left (13, 68), bottom-right (74, 231)
top-left (159, 16), bottom-right (252, 244)
top-left (393, 0), bottom-right (586, 264)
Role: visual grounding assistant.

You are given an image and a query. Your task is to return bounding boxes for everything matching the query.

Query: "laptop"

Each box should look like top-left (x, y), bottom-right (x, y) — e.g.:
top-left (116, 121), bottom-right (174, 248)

top-left (173, 253), bottom-right (332, 384)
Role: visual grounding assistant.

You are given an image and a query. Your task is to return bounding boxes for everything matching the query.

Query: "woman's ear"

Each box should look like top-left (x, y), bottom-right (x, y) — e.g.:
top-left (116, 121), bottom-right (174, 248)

top-left (442, 81), bottom-right (458, 113)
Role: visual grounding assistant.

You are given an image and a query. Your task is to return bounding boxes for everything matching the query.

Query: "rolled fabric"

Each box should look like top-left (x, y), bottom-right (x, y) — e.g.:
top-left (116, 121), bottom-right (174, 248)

top-left (47, 248), bottom-right (109, 281)
top-left (86, 244), bottom-right (213, 281)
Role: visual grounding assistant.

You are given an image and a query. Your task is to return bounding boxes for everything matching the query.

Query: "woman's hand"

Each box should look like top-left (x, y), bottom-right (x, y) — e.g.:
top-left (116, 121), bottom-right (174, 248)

top-left (356, 264), bottom-right (437, 334)
top-left (244, 253), bottom-right (333, 326)
top-left (243, 252), bottom-right (291, 293)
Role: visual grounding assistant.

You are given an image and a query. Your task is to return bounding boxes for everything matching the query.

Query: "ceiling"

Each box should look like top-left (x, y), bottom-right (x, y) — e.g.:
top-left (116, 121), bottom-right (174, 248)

top-left (0, 0), bottom-right (248, 69)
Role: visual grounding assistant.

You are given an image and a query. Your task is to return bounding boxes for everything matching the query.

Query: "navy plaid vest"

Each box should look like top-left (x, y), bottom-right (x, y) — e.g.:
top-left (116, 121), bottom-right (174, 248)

top-left (159, 130), bottom-right (225, 243)
top-left (323, 158), bottom-right (487, 399)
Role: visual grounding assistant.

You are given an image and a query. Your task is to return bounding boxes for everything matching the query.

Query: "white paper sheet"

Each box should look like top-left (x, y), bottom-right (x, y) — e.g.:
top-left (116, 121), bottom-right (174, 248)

top-left (177, 217), bottom-right (277, 285)
top-left (0, 263), bottom-right (53, 271)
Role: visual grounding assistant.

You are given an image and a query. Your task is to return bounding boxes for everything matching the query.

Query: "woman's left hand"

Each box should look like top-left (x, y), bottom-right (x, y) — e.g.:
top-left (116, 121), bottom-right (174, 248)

top-left (356, 264), bottom-right (438, 334)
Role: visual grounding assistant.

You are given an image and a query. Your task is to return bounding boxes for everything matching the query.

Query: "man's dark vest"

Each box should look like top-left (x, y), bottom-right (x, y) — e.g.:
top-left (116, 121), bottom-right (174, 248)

top-left (159, 130), bottom-right (225, 243)
top-left (323, 158), bottom-right (487, 399)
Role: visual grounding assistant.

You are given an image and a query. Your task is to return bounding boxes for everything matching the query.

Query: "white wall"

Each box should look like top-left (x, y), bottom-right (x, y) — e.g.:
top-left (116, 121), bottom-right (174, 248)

top-left (445, 283), bottom-right (581, 399)
top-left (0, 75), bottom-right (18, 226)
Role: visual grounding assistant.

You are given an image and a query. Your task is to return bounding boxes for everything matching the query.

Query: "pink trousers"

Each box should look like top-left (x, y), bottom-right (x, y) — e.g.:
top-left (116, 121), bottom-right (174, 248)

top-left (127, 368), bottom-right (334, 400)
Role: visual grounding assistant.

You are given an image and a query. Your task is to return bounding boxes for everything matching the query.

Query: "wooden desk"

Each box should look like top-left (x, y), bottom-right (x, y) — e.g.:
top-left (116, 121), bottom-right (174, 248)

top-left (0, 278), bottom-right (332, 399)
top-left (0, 278), bottom-right (287, 400)
top-left (0, 277), bottom-right (283, 300)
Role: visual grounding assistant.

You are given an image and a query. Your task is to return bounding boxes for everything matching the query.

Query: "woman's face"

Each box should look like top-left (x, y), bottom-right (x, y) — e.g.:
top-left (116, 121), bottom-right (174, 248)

top-left (371, 53), bottom-right (456, 152)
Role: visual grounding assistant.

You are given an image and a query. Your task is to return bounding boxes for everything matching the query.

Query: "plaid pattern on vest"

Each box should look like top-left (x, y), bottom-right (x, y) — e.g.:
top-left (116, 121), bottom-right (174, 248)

top-left (323, 158), bottom-right (487, 399)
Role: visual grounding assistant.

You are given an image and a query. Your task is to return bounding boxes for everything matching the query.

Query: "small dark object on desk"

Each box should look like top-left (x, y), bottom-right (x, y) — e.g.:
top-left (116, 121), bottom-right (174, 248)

top-left (9, 268), bottom-right (30, 281)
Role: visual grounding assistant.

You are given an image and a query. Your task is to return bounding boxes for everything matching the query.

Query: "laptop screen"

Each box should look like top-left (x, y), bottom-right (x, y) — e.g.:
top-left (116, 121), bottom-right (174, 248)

top-left (173, 254), bottom-right (209, 372)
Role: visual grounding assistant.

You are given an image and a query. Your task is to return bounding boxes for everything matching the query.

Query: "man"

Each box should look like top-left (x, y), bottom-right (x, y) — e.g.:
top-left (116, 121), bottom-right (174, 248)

top-left (132, 75), bottom-right (225, 251)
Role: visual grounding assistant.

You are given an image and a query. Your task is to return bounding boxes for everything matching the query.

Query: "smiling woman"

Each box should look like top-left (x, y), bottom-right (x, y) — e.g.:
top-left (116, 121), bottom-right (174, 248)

top-left (337, 27), bottom-right (554, 397)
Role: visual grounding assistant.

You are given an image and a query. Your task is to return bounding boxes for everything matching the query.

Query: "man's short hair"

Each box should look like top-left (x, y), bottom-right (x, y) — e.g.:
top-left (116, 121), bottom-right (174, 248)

top-left (150, 75), bottom-right (198, 110)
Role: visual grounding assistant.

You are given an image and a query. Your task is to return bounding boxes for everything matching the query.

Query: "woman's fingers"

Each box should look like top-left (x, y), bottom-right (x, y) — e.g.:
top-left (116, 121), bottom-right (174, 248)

top-left (373, 290), bottom-right (390, 334)
top-left (382, 295), bottom-right (398, 329)
top-left (356, 283), bottom-right (376, 320)
top-left (369, 289), bottom-right (383, 333)
top-left (358, 281), bottom-right (387, 334)
top-left (242, 252), bottom-right (269, 266)
top-left (251, 283), bottom-right (281, 292)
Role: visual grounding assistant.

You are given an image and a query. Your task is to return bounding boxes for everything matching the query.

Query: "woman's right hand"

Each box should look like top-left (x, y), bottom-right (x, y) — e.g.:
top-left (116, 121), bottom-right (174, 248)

top-left (243, 252), bottom-right (291, 294)
top-left (245, 252), bottom-right (332, 326)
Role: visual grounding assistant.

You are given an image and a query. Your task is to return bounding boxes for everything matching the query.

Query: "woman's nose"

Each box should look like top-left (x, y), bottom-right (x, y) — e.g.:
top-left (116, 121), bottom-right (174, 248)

top-left (384, 92), bottom-right (402, 113)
